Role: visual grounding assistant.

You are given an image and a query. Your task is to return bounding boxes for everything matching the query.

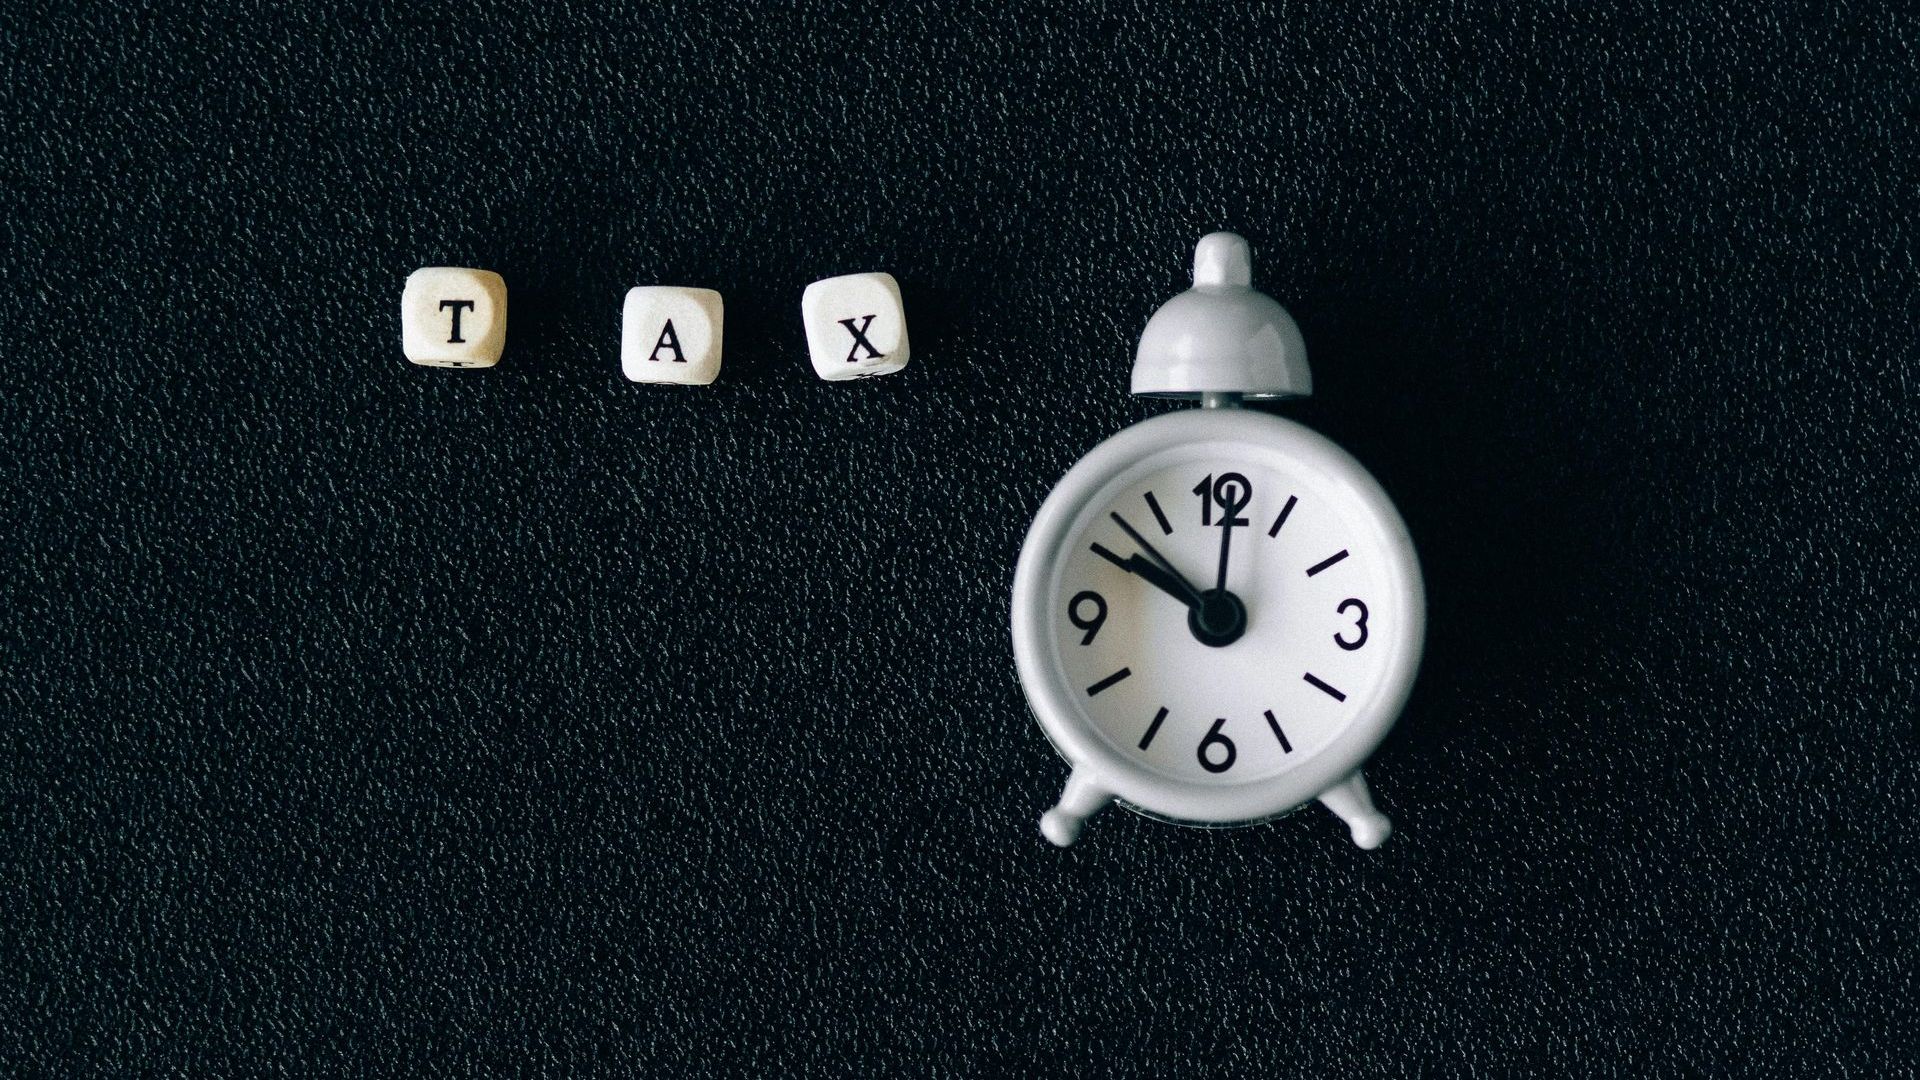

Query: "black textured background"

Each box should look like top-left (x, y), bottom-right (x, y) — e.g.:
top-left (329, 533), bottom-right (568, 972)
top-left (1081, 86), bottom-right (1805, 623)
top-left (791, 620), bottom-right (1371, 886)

top-left (3, 3), bottom-right (1916, 1075)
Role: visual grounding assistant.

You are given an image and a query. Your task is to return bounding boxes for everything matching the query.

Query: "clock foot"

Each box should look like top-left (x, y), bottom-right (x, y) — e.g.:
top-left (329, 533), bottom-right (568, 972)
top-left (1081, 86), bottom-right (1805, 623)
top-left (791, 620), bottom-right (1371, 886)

top-left (1319, 770), bottom-right (1392, 849)
top-left (1040, 770), bottom-right (1113, 847)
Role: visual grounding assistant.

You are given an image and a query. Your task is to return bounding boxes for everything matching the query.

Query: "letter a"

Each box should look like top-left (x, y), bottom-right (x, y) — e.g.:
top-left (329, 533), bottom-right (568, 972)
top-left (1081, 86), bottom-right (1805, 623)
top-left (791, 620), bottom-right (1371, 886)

top-left (650, 320), bottom-right (687, 363)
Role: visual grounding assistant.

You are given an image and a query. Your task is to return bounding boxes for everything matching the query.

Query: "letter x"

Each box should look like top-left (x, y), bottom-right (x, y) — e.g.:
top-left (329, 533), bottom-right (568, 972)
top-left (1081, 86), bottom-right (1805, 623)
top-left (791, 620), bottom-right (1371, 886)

top-left (838, 315), bottom-right (884, 362)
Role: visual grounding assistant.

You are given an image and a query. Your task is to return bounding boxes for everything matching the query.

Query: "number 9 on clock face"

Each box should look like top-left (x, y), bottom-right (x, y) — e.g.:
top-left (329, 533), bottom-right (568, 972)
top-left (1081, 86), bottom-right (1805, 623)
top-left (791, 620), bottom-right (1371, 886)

top-left (1013, 409), bottom-right (1424, 828)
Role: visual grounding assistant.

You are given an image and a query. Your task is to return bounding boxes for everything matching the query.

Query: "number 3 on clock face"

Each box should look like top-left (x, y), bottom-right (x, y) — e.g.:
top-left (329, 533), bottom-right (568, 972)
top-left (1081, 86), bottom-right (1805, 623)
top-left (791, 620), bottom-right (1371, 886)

top-left (1013, 409), bottom-right (1425, 830)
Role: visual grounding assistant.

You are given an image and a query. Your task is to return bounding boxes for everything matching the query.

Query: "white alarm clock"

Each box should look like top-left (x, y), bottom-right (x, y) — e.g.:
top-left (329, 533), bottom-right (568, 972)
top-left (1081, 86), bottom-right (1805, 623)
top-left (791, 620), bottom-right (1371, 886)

top-left (1012, 232), bottom-right (1425, 848)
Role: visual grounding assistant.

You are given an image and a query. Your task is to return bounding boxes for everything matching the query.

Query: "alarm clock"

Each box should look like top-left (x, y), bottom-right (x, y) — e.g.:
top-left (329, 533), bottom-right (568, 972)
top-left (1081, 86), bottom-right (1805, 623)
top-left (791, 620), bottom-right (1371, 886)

top-left (1012, 232), bottom-right (1425, 848)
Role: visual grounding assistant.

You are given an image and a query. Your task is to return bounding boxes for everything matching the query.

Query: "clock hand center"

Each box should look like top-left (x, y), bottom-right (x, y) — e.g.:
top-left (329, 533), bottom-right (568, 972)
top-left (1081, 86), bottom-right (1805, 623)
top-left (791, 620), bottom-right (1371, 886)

top-left (1185, 589), bottom-right (1247, 648)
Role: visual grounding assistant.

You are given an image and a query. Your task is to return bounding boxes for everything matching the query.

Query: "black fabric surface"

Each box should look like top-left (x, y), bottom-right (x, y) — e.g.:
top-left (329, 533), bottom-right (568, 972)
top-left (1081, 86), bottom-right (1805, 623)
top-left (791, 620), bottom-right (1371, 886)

top-left (3, 3), bottom-right (1916, 1075)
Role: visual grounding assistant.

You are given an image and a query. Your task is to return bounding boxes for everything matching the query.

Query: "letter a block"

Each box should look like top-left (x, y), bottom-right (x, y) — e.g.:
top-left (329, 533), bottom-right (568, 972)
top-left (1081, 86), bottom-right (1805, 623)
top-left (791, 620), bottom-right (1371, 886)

top-left (621, 287), bottom-right (724, 385)
top-left (802, 272), bottom-right (909, 381)
top-left (402, 267), bottom-right (507, 368)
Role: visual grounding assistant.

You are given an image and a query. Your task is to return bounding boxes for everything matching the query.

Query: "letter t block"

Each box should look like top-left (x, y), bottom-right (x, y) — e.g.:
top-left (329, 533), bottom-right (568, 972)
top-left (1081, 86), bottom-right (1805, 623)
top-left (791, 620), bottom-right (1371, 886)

top-left (402, 267), bottom-right (507, 368)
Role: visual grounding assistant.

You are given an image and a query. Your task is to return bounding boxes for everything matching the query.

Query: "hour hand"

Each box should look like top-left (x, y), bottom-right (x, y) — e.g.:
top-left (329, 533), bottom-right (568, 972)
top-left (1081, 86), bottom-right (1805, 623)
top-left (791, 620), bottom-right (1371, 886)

top-left (1108, 512), bottom-right (1208, 609)
top-left (1124, 554), bottom-right (1202, 610)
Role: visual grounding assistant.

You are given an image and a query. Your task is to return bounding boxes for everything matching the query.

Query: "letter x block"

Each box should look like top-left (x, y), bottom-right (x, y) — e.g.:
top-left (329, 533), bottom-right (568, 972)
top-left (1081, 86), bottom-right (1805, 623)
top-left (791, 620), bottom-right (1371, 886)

top-left (622, 286), bottom-right (724, 385)
top-left (402, 267), bottom-right (507, 368)
top-left (802, 272), bottom-right (909, 381)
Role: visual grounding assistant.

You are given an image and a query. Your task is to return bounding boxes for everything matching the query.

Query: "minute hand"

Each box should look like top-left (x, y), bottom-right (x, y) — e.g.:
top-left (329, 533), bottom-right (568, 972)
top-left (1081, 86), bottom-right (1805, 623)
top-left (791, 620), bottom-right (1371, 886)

top-left (1109, 513), bottom-right (1207, 609)
top-left (1216, 511), bottom-right (1236, 593)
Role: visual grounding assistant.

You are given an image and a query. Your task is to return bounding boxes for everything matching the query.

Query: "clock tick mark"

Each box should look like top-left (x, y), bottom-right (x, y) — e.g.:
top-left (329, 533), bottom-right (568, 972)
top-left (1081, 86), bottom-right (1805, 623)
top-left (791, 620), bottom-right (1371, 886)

top-left (1264, 709), bottom-right (1293, 753)
top-left (1267, 495), bottom-right (1298, 538)
top-left (1143, 491), bottom-right (1173, 535)
top-left (1303, 673), bottom-right (1347, 702)
top-left (1305, 549), bottom-right (1349, 576)
top-left (1087, 668), bottom-right (1132, 696)
top-left (1138, 706), bottom-right (1169, 750)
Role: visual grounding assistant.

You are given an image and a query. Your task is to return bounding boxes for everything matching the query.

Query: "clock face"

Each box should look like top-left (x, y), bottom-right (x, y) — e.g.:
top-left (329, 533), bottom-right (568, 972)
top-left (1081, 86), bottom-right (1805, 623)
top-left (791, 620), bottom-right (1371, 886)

top-left (1044, 438), bottom-right (1413, 790)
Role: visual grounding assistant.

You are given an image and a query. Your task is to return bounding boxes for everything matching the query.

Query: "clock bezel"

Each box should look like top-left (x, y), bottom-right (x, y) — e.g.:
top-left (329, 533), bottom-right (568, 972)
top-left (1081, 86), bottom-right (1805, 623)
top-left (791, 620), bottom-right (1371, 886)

top-left (1012, 408), bottom-right (1426, 827)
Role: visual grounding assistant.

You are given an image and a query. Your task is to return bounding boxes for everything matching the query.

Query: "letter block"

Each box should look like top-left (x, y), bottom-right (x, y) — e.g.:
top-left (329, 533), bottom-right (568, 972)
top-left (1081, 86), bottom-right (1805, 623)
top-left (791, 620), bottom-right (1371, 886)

top-left (802, 272), bottom-right (909, 381)
top-left (402, 267), bottom-right (507, 368)
top-left (621, 287), bottom-right (724, 385)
